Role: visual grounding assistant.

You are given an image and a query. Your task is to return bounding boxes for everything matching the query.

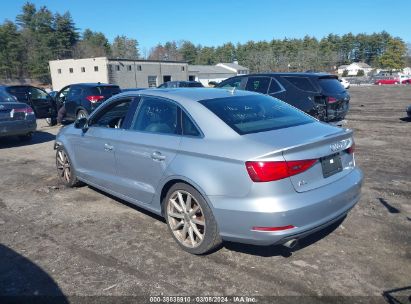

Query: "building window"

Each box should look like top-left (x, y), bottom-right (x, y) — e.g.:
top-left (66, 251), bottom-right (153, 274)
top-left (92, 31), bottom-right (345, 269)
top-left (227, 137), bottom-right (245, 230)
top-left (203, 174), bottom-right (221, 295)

top-left (94, 66), bottom-right (99, 72)
top-left (69, 68), bottom-right (73, 73)
top-left (127, 65), bottom-right (132, 71)
top-left (81, 67), bottom-right (85, 73)
top-left (137, 65), bottom-right (142, 71)
top-left (148, 76), bottom-right (157, 88)
top-left (116, 65), bottom-right (120, 71)
top-left (57, 69), bottom-right (62, 74)
top-left (181, 66), bottom-right (185, 71)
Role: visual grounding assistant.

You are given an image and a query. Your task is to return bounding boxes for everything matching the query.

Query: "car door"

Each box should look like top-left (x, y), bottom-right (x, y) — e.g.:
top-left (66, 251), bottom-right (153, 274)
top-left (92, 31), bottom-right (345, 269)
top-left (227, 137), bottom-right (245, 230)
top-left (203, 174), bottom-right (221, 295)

top-left (28, 87), bottom-right (55, 118)
top-left (71, 97), bottom-right (134, 190)
top-left (64, 86), bottom-right (83, 119)
top-left (114, 96), bottom-right (182, 205)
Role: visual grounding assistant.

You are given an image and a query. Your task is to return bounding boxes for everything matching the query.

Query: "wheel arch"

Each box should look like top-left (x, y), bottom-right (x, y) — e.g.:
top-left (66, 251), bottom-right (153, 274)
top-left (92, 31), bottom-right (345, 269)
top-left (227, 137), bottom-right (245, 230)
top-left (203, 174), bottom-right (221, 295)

top-left (157, 176), bottom-right (213, 217)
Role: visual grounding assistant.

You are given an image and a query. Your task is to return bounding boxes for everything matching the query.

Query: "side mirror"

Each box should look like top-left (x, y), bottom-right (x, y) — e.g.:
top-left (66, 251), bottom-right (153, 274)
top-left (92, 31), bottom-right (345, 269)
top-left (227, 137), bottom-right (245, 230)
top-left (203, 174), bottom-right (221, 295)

top-left (74, 117), bottom-right (88, 131)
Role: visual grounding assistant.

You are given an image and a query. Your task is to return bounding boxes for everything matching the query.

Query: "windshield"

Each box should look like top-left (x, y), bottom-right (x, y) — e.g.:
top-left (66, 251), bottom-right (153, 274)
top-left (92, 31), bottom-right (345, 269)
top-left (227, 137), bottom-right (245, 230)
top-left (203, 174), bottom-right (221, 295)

top-left (199, 95), bottom-right (314, 135)
top-left (318, 78), bottom-right (345, 94)
top-left (90, 86), bottom-right (121, 97)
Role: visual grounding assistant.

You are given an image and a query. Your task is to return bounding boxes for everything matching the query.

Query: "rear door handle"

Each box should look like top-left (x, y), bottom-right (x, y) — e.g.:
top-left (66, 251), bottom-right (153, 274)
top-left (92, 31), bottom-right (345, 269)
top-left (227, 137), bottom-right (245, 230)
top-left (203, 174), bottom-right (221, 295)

top-left (151, 151), bottom-right (166, 161)
top-left (104, 143), bottom-right (113, 151)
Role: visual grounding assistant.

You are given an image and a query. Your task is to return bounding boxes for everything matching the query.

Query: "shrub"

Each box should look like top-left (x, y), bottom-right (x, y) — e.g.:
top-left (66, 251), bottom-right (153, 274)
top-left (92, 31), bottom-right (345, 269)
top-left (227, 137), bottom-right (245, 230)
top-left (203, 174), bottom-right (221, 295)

top-left (357, 69), bottom-right (365, 76)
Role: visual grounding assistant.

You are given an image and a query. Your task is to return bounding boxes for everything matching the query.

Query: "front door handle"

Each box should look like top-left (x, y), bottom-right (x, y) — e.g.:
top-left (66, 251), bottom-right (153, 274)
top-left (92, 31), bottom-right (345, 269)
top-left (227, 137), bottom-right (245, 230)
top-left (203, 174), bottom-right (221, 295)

top-left (151, 151), bottom-right (166, 161)
top-left (104, 143), bottom-right (113, 151)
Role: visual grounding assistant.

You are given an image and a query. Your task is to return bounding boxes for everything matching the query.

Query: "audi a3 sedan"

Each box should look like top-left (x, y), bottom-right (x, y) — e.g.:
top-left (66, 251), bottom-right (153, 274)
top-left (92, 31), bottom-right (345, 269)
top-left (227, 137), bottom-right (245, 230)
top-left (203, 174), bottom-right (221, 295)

top-left (55, 88), bottom-right (363, 254)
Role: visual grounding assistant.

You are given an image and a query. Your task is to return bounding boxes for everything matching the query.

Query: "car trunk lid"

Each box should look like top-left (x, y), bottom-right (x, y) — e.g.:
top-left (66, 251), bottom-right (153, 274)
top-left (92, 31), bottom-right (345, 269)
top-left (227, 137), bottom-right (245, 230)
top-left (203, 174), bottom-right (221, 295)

top-left (244, 122), bottom-right (356, 192)
top-left (0, 102), bottom-right (31, 121)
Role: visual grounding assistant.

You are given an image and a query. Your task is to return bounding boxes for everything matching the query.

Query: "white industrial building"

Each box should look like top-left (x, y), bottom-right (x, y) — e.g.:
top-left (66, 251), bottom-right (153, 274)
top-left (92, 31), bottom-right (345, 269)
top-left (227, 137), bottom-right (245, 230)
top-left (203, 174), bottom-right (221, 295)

top-left (49, 57), bottom-right (188, 91)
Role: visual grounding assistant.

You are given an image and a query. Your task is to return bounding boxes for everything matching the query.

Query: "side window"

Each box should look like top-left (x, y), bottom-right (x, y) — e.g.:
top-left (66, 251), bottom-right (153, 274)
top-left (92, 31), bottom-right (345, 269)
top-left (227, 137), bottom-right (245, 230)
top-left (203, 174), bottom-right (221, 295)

top-left (268, 78), bottom-right (283, 94)
top-left (92, 99), bottom-right (132, 128)
top-left (29, 87), bottom-right (49, 100)
top-left (245, 77), bottom-right (270, 94)
top-left (219, 77), bottom-right (242, 89)
top-left (132, 97), bottom-right (178, 134)
top-left (57, 87), bottom-right (70, 103)
top-left (282, 76), bottom-right (316, 92)
top-left (67, 87), bottom-right (83, 100)
top-left (182, 111), bottom-right (200, 137)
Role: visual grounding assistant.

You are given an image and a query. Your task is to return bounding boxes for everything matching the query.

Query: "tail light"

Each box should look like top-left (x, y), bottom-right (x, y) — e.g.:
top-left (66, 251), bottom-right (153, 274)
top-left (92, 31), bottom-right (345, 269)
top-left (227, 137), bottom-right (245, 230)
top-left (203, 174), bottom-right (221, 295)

top-left (327, 97), bottom-right (338, 103)
top-left (346, 143), bottom-right (355, 154)
top-left (11, 107), bottom-right (34, 117)
top-left (246, 159), bottom-right (317, 182)
top-left (86, 95), bottom-right (104, 103)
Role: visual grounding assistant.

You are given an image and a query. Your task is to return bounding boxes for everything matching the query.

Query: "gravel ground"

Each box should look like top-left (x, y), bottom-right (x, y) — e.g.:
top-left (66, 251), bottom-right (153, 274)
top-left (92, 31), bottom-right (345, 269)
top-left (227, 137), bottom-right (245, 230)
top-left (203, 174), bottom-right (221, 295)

top-left (0, 86), bottom-right (410, 303)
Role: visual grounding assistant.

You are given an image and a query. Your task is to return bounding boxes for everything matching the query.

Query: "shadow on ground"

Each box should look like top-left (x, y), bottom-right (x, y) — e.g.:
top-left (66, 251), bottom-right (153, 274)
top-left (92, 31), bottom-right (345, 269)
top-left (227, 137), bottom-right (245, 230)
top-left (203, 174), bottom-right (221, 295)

top-left (0, 131), bottom-right (55, 149)
top-left (0, 244), bottom-right (68, 302)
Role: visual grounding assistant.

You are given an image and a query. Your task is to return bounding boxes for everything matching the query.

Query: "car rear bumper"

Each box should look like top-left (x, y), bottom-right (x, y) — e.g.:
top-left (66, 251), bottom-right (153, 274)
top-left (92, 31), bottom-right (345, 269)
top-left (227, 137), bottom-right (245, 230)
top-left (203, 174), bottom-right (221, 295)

top-left (0, 120), bottom-right (36, 137)
top-left (208, 168), bottom-right (363, 246)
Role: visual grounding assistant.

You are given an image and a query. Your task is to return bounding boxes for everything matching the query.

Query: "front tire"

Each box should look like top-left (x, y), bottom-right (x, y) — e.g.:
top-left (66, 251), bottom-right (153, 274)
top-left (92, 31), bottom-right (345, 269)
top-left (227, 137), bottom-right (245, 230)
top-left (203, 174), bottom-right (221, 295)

top-left (164, 183), bottom-right (222, 254)
top-left (56, 146), bottom-right (81, 187)
top-left (46, 117), bottom-right (57, 126)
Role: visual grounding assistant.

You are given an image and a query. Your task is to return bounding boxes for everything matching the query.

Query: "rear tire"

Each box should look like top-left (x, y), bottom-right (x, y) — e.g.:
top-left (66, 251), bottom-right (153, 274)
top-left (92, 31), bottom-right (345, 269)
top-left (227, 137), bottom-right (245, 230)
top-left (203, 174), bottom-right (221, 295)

top-left (18, 133), bottom-right (32, 142)
top-left (76, 109), bottom-right (88, 120)
top-left (56, 146), bottom-right (82, 187)
top-left (164, 183), bottom-right (222, 254)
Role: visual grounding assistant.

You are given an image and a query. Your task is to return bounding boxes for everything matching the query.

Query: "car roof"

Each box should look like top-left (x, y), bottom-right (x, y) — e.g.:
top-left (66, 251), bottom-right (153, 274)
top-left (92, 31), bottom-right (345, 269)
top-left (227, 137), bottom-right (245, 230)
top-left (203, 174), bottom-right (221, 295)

top-left (117, 87), bottom-right (258, 103)
top-left (71, 83), bottom-right (119, 87)
top-left (236, 72), bottom-right (335, 78)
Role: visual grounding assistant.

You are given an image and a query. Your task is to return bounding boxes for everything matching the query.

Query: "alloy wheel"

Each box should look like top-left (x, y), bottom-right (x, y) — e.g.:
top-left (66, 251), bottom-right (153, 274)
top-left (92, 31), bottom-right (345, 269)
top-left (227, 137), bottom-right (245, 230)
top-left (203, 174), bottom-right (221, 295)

top-left (167, 190), bottom-right (206, 248)
top-left (56, 150), bottom-right (71, 183)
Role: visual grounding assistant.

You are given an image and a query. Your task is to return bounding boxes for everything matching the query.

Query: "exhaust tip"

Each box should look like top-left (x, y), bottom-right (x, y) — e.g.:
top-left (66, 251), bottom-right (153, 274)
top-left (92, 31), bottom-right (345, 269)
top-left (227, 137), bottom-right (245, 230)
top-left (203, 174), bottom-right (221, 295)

top-left (283, 239), bottom-right (298, 249)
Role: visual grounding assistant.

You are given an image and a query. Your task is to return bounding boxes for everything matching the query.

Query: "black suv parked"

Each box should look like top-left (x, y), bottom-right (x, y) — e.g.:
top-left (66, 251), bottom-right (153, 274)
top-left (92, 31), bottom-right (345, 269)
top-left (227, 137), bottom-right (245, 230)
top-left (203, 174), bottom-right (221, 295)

top-left (158, 81), bottom-right (203, 88)
top-left (217, 73), bottom-right (350, 123)
top-left (0, 85), bottom-right (57, 123)
top-left (55, 83), bottom-right (121, 121)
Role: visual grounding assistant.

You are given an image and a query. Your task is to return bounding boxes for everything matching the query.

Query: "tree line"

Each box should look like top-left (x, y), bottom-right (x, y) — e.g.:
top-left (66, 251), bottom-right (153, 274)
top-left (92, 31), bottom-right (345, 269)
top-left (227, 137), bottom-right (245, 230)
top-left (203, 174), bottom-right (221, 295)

top-left (0, 2), bottom-right (409, 83)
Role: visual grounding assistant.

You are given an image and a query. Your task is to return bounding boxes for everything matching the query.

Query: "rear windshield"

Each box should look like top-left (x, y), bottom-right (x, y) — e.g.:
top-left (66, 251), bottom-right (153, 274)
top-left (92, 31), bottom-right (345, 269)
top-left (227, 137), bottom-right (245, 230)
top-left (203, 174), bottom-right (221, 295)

top-left (5, 86), bottom-right (29, 102)
top-left (0, 90), bottom-right (16, 102)
top-left (90, 86), bottom-right (121, 97)
top-left (318, 78), bottom-right (345, 94)
top-left (181, 82), bottom-right (203, 87)
top-left (199, 95), bottom-right (314, 135)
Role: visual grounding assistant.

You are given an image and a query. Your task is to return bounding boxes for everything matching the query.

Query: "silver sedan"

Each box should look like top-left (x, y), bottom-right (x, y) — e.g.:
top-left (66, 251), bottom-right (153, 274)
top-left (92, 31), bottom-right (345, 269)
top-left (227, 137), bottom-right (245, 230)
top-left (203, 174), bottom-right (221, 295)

top-left (55, 88), bottom-right (363, 254)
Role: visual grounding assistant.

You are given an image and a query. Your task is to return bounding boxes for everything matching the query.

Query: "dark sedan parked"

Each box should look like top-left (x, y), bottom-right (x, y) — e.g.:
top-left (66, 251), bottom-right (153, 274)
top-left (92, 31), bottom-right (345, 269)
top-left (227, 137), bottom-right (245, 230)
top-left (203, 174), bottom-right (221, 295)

top-left (217, 73), bottom-right (350, 124)
top-left (1, 85), bottom-right (57, 124)
top-left (0, 90), bottom-right (36, 141)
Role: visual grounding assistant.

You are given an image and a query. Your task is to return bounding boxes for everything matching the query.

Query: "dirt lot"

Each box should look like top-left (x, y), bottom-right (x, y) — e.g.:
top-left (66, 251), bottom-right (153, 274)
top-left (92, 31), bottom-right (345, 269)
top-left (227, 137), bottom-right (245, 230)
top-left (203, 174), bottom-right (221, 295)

top-left (0, 86), bottom-right (410, 302)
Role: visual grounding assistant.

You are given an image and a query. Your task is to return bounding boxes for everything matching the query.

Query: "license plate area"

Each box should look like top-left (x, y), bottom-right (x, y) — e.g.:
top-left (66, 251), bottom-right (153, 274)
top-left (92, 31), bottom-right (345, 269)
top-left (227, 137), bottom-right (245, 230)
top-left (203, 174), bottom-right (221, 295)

top-left (321, 153), bottom-right (342, 178)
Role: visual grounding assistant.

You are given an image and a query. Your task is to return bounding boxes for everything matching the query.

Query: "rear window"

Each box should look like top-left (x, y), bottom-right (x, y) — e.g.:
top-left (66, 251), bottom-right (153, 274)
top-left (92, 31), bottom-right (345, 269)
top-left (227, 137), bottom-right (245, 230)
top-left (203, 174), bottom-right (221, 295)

top-left (184, 82), bottom-right (203, 87)
top-left (199, 95), bottom-right (314, 135)
top-left (282, 76), bottom-right (316, 92)
top-left (318, 78), bottom-right (345, 94)
top-left (0, 90), bottom-right (16, 102)
top-left (90, 86), bottom-right (121, 97)
top-left (5, 86), bottom-right (29, 102)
